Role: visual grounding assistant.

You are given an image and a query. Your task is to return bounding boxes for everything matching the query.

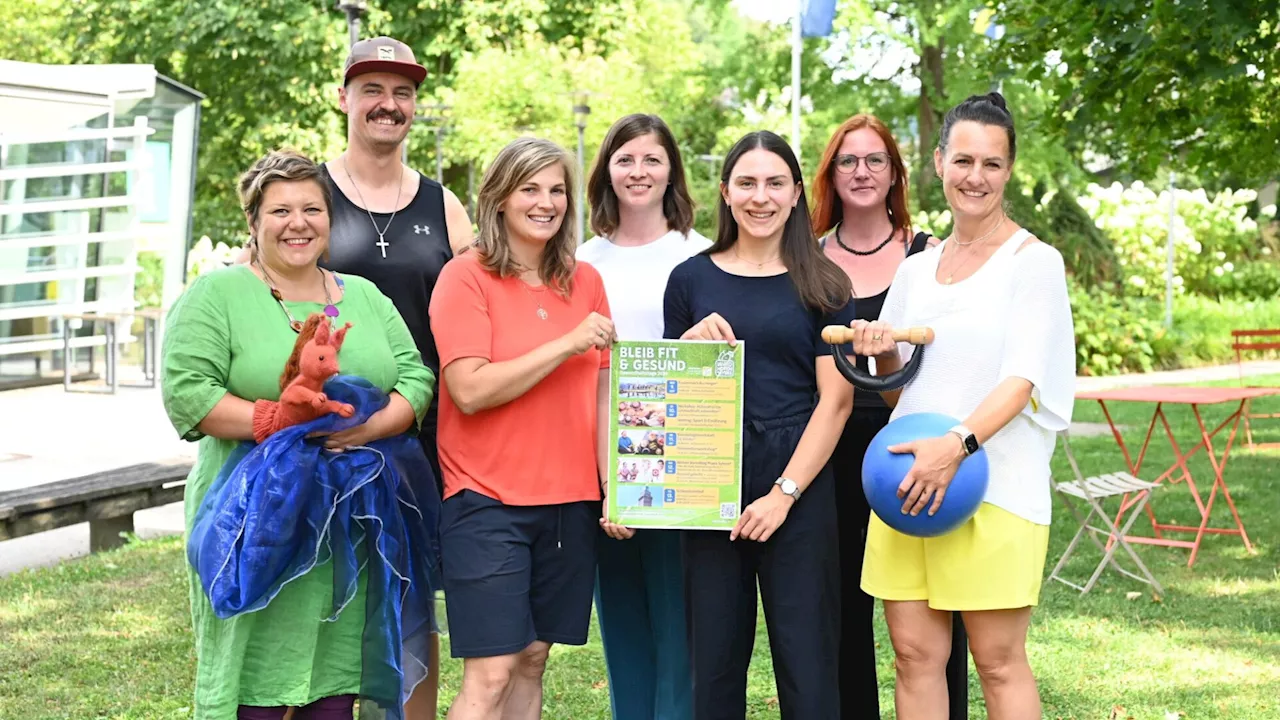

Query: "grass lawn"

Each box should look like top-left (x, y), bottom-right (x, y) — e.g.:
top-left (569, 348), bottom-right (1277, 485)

top-left (2, 382), bottom-right (1278, 719)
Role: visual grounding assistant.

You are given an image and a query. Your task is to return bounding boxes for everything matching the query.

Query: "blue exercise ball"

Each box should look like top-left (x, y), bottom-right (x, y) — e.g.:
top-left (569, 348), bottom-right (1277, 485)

top-left (862, 412), bottom-right (989, 538)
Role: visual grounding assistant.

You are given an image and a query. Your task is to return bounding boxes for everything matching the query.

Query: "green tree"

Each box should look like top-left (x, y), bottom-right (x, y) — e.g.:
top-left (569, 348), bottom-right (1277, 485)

top-left (67, 0), bottom-right (351, 244)
top-left (2, 0), bottom-right (73, 64)
top-left (57, 0), bottom-right (650, 246)
top-left (999, 0), bottom-right (1280, 185)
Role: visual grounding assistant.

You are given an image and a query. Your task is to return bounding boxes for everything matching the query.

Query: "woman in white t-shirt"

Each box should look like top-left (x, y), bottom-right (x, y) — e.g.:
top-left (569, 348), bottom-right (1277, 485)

top-left (849, 93), bottom-right (1075, 720)
top-left (576, 113), bottom-right (711, 720)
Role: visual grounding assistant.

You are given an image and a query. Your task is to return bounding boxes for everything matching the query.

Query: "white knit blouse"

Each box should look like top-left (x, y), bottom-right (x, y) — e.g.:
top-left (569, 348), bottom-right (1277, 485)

top-left (878, 228), bottom-right (1076, 525)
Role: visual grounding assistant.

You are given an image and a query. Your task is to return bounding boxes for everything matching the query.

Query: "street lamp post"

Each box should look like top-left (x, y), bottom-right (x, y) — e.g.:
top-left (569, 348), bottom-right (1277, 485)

top-left (572, 94), bottom-right (591, 245)
top-left (335, 0), bottom-right (367, 48)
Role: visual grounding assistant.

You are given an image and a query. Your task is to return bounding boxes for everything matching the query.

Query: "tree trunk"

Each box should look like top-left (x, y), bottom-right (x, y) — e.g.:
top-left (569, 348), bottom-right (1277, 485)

top-left (916, 35), bottom-right (946, 211)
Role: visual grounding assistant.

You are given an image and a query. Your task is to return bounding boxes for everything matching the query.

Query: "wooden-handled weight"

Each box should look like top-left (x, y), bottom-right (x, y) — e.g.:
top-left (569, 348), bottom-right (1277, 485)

top-left (820, 325), bottom-right (935, 346)
top-left (822, 325), bottom-right (936, 392)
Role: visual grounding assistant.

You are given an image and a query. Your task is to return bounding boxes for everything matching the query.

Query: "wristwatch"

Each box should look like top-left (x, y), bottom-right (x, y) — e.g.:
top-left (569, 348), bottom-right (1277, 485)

top-left (948, 425), bottom-right (980, 456)
top-left (775, 477), bottom-right (802, 502)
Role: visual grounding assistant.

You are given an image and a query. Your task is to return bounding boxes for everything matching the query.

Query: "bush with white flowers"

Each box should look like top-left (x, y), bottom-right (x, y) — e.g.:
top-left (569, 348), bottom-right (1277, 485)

top-left (1077, 182), bottom-right (1276, 299)
top-left (185, 236), bottom-right (242, 280)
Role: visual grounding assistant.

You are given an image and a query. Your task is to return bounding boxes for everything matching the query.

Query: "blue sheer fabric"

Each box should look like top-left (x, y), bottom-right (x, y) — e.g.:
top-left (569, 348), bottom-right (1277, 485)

top-left (188, 375), bottom-right (440, 719)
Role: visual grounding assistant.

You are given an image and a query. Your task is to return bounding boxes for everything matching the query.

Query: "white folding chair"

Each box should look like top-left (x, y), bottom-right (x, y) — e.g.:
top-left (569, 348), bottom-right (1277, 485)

top-left (1048, 432), bottom-right (1165, 595)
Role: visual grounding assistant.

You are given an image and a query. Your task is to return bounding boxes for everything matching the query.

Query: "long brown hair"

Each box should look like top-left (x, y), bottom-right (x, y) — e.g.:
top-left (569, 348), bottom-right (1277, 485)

top-left (707, 131), bottom-right (851, 313)
top-left (809, 114), bottom-right (912, 238)
top-left (587, 114), bottom-right (695, 238)
top-left (473, 137), bottom-right (578, 294)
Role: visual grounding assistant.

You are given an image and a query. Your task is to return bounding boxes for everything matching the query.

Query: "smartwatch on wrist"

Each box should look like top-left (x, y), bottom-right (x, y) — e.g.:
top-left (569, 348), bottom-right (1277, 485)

top-left (948, 425), bottom-right (980, 456)
top-left (774, 477), bottom-right (802, 502)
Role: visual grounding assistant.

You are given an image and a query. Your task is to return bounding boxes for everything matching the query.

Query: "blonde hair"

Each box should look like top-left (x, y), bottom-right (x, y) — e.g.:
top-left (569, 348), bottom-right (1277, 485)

top-left (238, 149), bottom-right (333, 262)
top-left (473, 137), bottom-right (578, 293)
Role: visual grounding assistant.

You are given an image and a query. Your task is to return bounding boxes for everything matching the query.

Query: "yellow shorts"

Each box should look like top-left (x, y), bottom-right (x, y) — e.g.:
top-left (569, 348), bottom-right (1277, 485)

top-left (861, 502), bottom-right (1050, 611)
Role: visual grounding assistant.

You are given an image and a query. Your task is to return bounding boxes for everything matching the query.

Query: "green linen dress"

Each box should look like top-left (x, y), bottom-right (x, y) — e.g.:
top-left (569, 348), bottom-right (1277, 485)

top-left (161, 264), bottom-right (435, 719)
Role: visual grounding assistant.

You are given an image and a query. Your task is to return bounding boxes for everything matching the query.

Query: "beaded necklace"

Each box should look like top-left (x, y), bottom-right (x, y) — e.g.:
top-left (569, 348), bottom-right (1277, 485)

top-left (254, 259), bottom-right (343, 332)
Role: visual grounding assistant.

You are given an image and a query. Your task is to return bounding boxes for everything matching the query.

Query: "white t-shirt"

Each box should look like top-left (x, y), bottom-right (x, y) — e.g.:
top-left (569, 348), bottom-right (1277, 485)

top-left (879, 228), bottom-right (1076, 525)
top-left (576, 229), bottom-right (713, 341)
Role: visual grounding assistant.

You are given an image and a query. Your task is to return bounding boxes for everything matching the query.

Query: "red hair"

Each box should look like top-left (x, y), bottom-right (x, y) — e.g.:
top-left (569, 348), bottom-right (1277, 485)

top-left (809, 114), bottom-right (912, 238)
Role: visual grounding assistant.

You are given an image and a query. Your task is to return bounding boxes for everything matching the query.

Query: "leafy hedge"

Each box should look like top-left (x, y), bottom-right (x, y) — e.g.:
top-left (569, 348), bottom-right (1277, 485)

top-left (1071, 286), bottom-right (1280, 375)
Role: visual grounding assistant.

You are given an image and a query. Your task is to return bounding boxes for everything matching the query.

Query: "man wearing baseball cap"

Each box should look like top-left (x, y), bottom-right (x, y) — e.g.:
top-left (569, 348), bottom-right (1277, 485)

top-left (321, 34), bottom-right (473, 720)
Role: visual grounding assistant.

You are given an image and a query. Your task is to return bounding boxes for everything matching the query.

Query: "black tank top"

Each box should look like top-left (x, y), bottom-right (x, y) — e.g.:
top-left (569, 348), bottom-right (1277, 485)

top-left (320, 165), bottom-right (452, 425)
top-left (823, 230), bottom-right (931, 411)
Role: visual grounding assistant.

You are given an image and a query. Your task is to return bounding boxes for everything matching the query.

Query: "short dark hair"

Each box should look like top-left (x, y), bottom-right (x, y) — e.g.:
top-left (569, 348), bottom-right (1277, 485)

top-left (587, 114), bottom-right (695, 238)
top-left (938, 92), bottom-right (1017, 163)
top-left (238, 149), bottom-right (334, 263)
top-left (707, 131), bottom-right (852, 313)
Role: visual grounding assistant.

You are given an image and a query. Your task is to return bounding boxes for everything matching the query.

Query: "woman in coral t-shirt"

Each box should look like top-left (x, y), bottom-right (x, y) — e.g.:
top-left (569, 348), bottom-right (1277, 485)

top-left (430, 137), bottom-right (630, 720)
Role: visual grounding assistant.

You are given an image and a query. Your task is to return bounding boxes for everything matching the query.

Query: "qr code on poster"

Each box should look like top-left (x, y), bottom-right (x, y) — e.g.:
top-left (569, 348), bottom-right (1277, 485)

top-left (720, 502), bottom-right (738, 520)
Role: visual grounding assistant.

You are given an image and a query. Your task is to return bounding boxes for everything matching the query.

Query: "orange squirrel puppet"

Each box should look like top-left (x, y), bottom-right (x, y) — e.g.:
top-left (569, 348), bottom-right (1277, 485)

top-left (252, 313), bottom-right (355, 444)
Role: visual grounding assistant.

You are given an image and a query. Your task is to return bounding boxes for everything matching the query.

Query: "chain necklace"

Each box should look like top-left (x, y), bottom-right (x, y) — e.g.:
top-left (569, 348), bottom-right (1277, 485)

top-left (734, 247), bottom-right (781, 270)
top-left (342, 158), bottom-right (404, 259)
top-left (254, 258), bottom-right (342, 332)
top-left (835, 222), bottom-right (896, 256)
top-left (522, 283), bottom-right (547, 319)
top-left (949, 212), bottom-right (1005, 247)
top-left (941, 214), bottom-right (1005, 284)
top-left (513, 266), bottom-right (550, 320)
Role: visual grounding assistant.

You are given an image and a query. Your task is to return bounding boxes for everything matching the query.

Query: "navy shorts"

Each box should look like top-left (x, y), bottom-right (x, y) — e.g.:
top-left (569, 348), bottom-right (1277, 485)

top-left (439, 489), bottom-right (599, 658)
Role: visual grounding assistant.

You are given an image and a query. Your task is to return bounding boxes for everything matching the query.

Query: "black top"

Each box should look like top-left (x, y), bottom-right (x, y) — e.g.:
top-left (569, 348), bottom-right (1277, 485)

top-left (820, 230), bottom-right (931, 411)
top-left (320, 165), bottom-right (452, 427)
top-left (664, 254), bottom-right (858, 423)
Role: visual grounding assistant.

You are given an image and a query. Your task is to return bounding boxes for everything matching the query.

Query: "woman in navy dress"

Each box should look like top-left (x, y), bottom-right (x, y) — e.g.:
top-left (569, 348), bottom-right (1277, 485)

top-left (664, 130), bottom-right (856, 719)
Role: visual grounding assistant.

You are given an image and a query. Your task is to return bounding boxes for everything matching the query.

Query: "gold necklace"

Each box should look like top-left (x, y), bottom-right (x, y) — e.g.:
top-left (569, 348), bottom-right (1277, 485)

top-left (517, 270), bottom-right (549, 320)
top-left (734, 247), bottom-right (781, 270)
top-left (942, 215), bottom-right (1005, 284)
top-left (949, 212), bottom-right (1005, 247)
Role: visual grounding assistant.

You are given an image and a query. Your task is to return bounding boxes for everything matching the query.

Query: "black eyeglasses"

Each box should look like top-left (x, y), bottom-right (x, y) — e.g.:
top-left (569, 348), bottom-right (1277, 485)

top-left (834, 152), bottom-right (890, 174)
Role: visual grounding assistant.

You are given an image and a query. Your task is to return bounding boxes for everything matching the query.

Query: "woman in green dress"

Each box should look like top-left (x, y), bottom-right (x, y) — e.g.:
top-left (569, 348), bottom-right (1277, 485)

top-left (161, 149), bottom-right (435, 719)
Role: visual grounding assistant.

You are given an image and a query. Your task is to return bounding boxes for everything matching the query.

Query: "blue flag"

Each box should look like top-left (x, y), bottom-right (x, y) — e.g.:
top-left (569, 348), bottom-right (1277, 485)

top-left (801, 0), bottom-right (837, 38)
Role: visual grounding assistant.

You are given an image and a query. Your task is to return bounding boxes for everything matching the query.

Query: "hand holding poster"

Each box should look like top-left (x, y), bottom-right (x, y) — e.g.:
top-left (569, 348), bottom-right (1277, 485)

top-left (606, 340), bottom-right (744, 530)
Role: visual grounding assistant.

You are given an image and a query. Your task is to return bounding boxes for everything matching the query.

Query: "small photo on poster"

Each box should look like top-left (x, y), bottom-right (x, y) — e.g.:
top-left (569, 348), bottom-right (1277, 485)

top-left (614, 484), bottom-right (663, 508)
top-left (619, 377), bottom-right (666, 400)
top-left (618, 400), bottom-right (667, 428)
top-left (618, 429), bottom-right (665, 456)
top-left (615, 458), bottom-right (665, 485)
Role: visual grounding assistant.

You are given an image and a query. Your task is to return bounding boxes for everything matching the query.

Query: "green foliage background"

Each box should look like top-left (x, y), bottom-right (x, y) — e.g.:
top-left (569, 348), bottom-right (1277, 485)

top-left (5, 0), bottom-right (1280, 376)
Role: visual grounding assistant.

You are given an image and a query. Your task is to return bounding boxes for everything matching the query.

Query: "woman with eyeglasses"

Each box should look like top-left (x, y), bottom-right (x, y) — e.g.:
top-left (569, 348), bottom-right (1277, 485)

top-left (810, 115), bottom-right (969, 719)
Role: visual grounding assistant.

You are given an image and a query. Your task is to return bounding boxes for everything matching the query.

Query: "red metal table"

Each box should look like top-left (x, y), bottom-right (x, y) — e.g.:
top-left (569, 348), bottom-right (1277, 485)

top-left (1075, 385), bottom-right (1277, 567)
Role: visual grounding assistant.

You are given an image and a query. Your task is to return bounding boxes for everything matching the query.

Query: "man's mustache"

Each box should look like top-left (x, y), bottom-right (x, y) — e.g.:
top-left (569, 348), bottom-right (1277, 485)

top-left (366, 109), bottom-right (406, 124)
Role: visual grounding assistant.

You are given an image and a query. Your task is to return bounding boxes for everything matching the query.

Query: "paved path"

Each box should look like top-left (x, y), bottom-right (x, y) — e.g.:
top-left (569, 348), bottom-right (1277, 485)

top-left (1074, 360), bottom-right (1280, 392)
top-left (0, 377), bottom-right (194, 576)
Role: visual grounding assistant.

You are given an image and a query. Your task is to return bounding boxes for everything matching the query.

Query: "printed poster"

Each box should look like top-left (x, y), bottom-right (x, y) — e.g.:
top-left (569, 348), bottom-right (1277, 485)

top-left (606, 340), bottom-right (744, 530)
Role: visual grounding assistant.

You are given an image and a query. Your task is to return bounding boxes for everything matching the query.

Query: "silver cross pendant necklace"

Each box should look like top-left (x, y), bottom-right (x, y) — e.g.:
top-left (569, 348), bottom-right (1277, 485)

top-left (343, 159), bottom-right (404, 259)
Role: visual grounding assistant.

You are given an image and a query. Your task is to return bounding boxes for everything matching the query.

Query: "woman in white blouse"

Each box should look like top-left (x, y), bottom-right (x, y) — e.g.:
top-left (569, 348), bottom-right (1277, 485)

top-left (849, 92), bottom-right (1075, 720)
top-left (576, 113), bottom-right (711, 720)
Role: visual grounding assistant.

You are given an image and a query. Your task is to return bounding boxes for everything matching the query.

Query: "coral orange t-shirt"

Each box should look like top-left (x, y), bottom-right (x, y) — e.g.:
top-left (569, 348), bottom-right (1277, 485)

top-left (429, 252), bottom-right (611, 505)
